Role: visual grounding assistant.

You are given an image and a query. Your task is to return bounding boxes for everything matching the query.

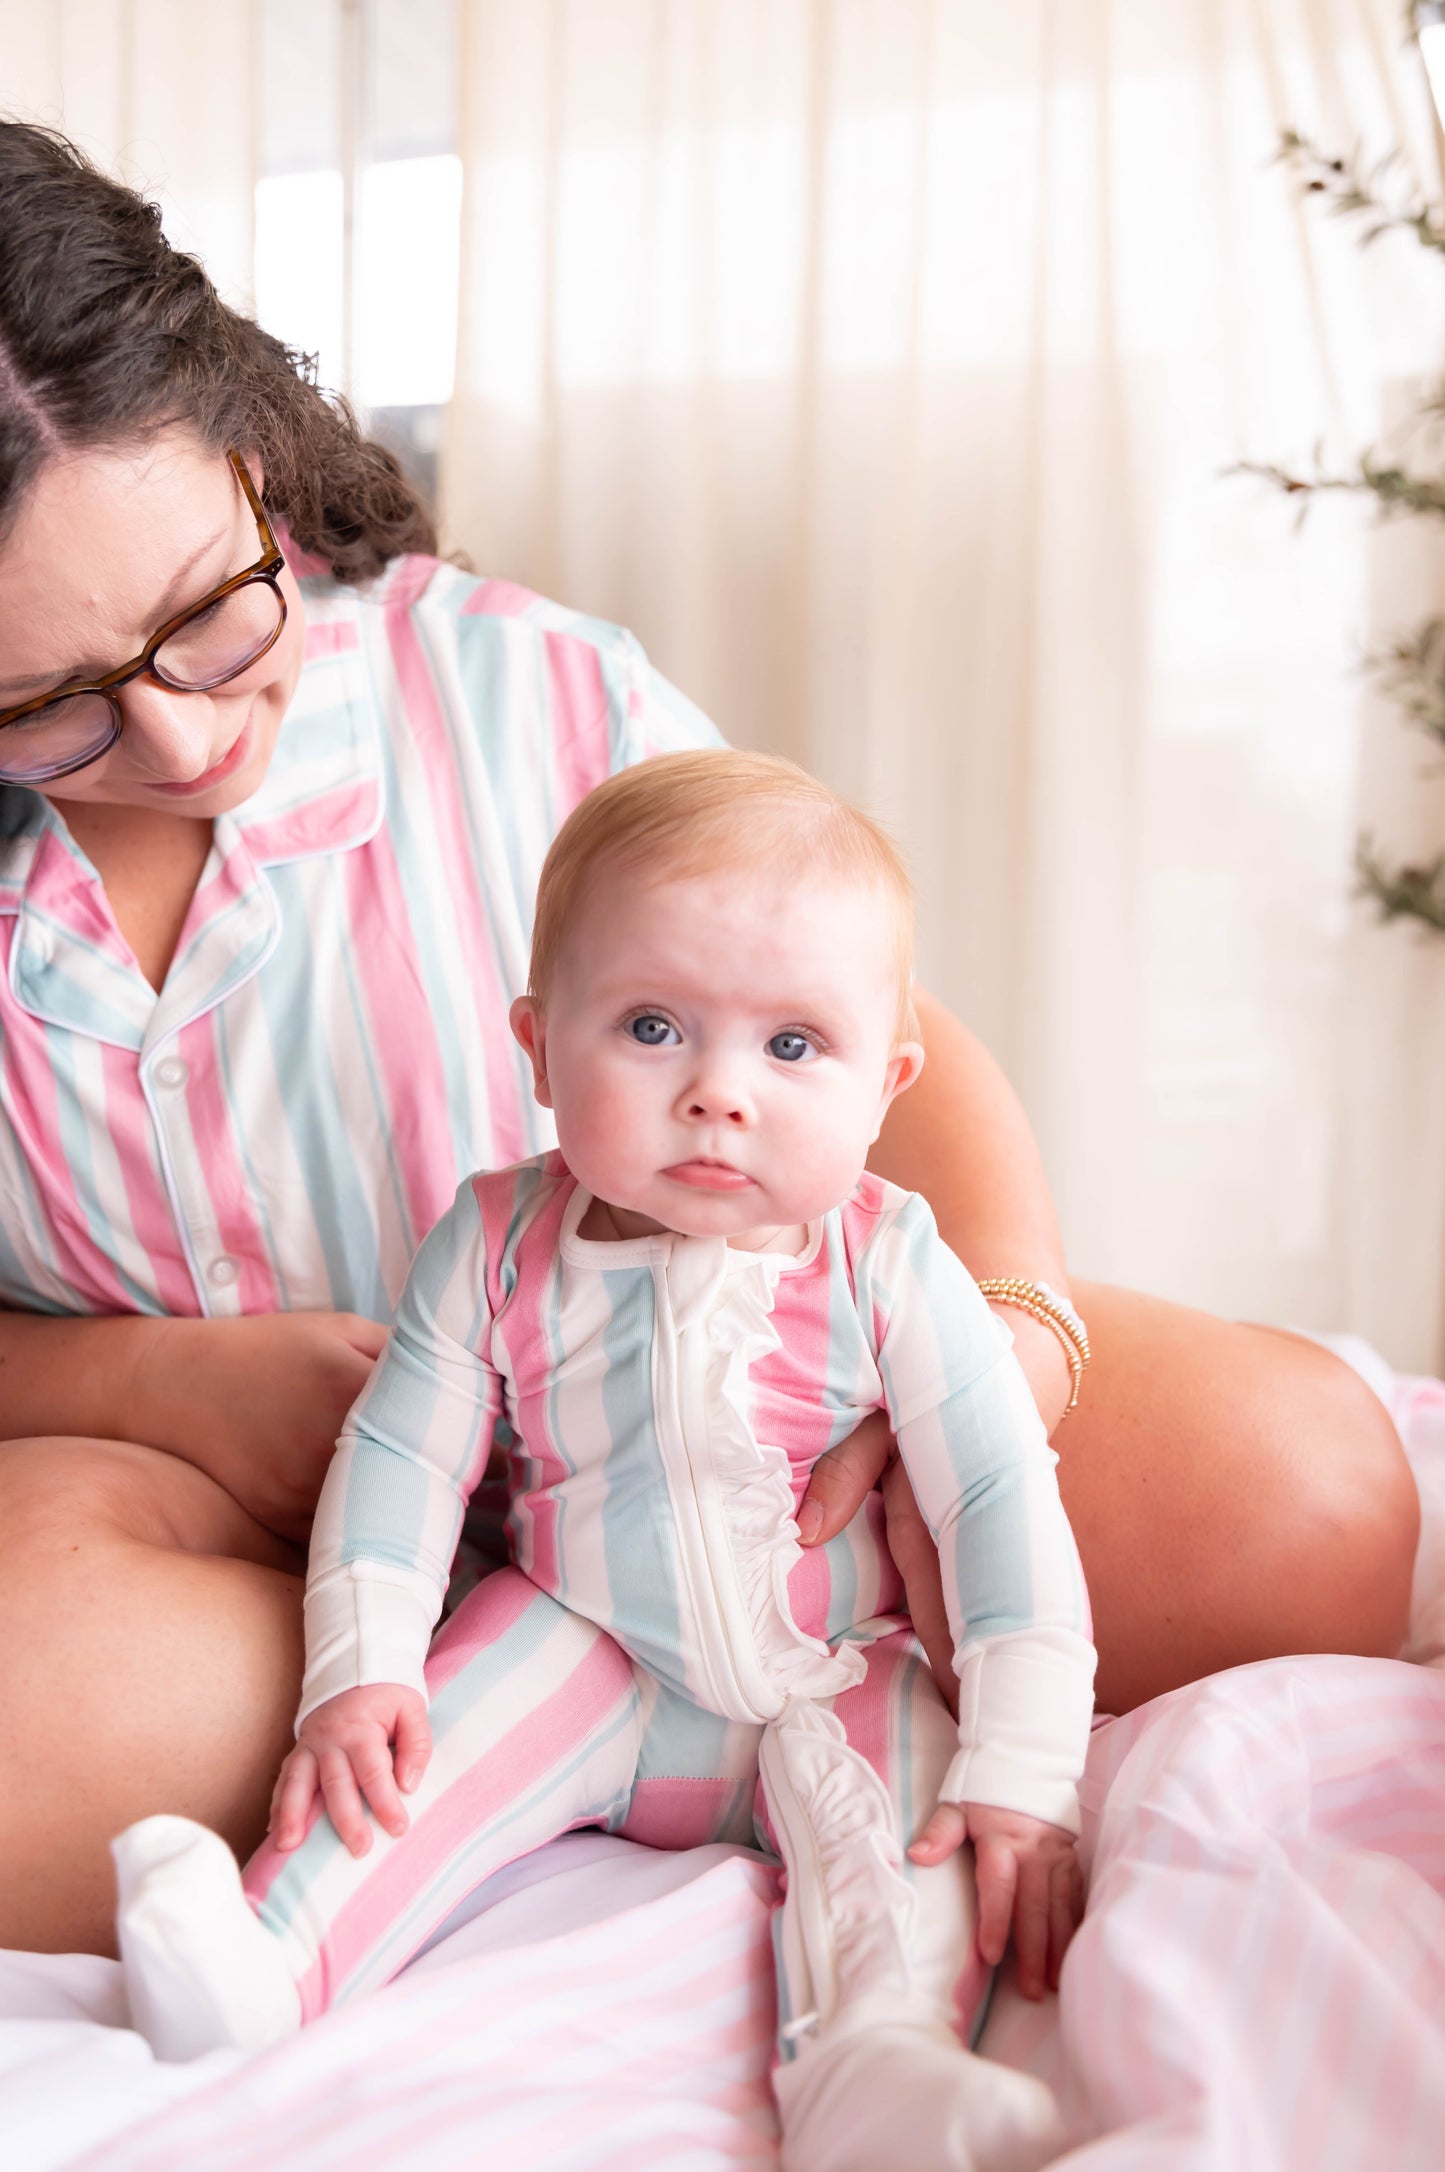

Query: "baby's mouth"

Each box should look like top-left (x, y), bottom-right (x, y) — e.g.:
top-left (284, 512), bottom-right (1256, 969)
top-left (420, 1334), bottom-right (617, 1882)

top-left (661, 1159), bottom-right (755, 1192)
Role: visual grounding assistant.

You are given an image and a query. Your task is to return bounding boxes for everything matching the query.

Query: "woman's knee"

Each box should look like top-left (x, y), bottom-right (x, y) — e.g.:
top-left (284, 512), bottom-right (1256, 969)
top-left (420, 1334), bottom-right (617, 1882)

top-left (0, 1435), bottom-right (168, 1555)
top-left (1062, 1290), bottom-right (1421, 1699)
top-left (1278, 1349), bottom-right (1419, 1657)
top-left (0, 1433), bottom-right (295, 1568)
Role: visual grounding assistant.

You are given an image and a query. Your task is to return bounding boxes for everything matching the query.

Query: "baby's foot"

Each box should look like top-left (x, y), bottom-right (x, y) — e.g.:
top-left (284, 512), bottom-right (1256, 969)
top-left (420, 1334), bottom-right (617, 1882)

top-left (112, 1815), bottom-right (301, 2061)
top-left (775, 2014), bottom-right (1065, 2172)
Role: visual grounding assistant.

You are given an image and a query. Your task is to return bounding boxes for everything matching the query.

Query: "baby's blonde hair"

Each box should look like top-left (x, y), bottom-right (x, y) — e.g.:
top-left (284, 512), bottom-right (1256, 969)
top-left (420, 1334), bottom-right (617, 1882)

top-left (529, 750), bottom-right (918, 1042)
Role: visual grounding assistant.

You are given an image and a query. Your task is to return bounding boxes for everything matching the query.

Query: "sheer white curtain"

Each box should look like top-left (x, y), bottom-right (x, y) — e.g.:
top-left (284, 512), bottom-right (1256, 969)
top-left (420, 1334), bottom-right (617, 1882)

top-left (443, 0), bottom-right (1445, 1367)
top-left (0, 0), bottom-right (256, 304)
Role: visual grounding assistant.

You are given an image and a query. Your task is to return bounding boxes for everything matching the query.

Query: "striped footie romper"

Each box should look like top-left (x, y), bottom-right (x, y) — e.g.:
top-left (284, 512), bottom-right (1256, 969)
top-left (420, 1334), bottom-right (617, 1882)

top-left (244, 1153), bottom-right (1095, 2089)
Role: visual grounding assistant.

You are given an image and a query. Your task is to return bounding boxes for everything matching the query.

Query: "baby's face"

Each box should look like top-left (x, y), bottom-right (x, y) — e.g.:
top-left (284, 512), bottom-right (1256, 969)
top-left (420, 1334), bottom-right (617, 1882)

top-left (511, 866), bottom-right (923, 1244)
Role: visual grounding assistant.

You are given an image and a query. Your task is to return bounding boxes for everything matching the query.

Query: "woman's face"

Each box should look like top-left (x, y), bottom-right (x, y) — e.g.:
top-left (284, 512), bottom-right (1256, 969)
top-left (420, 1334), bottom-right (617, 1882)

top-left (0, 429), bottom-right (307, 819)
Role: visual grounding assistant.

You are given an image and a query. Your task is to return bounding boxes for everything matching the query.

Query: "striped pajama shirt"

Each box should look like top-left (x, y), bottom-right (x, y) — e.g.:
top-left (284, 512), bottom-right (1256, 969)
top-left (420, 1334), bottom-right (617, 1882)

top-left (0, 559), bottom-right (717, 1324)
top-left (243, 1153), bottom-right (1096, 2061)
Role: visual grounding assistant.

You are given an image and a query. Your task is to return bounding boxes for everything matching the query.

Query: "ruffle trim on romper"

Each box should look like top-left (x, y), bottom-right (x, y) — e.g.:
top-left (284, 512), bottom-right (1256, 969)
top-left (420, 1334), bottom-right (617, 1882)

top-left (761, 1700), bottom-right (924, 2036)
top-left (698, 1245), bottom-right (868, 1717)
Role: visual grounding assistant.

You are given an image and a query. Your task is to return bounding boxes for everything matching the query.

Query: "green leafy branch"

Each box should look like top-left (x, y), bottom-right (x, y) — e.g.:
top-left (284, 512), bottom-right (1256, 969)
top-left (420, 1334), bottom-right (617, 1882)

top-left (1234, 122), bottom-right (1445, 938)
top-left (1277, 129), bottom-right (1445, 255)
top-left (1233, 455), bottom-right (1445, 525)
top-left (1356, 836), bottom-right (1445, 932)
top-left (1367, 617), bottom-right (1445, 752)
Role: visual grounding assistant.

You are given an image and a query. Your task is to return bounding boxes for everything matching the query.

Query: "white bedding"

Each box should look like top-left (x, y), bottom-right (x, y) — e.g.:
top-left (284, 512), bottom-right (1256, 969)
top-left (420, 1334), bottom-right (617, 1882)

top-left (7, 1336), bottom-right (1444, 2171)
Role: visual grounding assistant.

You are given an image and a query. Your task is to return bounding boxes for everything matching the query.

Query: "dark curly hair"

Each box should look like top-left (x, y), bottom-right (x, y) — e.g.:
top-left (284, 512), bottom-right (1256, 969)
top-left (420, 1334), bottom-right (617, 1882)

top-left (0, 120), bottom-right (437, 582)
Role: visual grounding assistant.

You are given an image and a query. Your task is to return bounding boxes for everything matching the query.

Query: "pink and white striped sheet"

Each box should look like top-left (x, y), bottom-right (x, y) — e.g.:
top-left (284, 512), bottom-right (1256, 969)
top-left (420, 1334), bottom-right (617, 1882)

top-left (74, 1847), bottom-right (781, 2172)
top-left (4, 1341), bottom-right (1443, 2171)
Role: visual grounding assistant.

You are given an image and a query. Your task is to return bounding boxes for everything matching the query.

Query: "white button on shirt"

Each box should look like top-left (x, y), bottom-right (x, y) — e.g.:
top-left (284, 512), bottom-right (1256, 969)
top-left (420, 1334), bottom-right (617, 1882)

top-left (0, 559), bottom-right (719, 1324)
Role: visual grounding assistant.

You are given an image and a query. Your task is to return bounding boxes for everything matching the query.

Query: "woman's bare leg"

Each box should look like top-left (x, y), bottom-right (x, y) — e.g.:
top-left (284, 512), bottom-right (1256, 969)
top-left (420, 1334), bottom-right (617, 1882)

top-left (0, 1437), bottom-right (304, 1956)
top-left (1061, 1286), bottom-right (1420, 1714)
top-left (817, 1285), bottom-right (1420, 1718)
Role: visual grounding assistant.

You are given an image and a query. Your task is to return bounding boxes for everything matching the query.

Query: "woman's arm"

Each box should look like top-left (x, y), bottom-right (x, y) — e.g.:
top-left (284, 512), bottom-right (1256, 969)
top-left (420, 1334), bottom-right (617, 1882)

top-left (0, 1308), bottom-right (386, 1540)
top-left (868, 989), bottom-right (1075, 1431)
top-left (0, 1309), bottom-right (166, 1444)
top-left (798, 984), bottom-right (1076, 1547)
top-left (796, 988), bottom-right (1080, 1699)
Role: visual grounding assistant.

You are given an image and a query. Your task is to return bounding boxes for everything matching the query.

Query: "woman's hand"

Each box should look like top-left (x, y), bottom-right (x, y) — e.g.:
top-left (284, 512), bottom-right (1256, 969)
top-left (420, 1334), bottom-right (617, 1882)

top-left (269, 1683), bottom-right (432, 1857)
top-left (130, 1312), bottom-right (389, 1541)
top-left (795, 1301), bottom-right (1078, 1715)
top-left (908, 1802), bottom-right (1083, 1999)
top-left (796, 1411), bottom-right (960, 1713)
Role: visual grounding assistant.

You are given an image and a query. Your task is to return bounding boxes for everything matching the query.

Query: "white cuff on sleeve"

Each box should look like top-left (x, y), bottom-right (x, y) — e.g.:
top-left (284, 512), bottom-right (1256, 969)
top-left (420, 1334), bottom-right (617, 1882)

top-left (939, 1626), bottom-right (1097, 1835)
top-left (296, 1561), bottom-right (442, 1729)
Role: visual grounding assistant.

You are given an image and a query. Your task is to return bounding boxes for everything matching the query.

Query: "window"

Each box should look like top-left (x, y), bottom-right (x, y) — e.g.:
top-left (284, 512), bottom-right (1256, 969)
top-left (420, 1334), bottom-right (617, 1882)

top-left (254, 0), bottom-right (460, 507)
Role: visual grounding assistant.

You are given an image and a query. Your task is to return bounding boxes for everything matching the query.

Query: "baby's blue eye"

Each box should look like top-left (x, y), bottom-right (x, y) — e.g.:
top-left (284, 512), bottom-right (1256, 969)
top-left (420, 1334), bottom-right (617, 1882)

top-left (768, 1032), bottom-right (813, 1063)
top-left (628, 1014), bottom-right (679, 1047)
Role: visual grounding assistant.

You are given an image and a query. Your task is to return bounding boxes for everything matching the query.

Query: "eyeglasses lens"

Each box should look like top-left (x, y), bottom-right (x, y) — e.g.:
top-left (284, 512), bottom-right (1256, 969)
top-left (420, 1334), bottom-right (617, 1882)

top-left (154, 581), bottom-right (284, 691)
top-left (0, 580), bottom-right (285, 785)
top-left (0, 692), bottom-right (117, 783)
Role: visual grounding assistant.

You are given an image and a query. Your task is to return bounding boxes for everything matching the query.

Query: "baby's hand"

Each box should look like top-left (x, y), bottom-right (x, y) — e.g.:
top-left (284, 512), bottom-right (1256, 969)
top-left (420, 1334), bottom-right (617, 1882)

top-left (908, 1801), bottom-right (1082, 2000)
top-left (268, 1684), bottom-right (432, 1859)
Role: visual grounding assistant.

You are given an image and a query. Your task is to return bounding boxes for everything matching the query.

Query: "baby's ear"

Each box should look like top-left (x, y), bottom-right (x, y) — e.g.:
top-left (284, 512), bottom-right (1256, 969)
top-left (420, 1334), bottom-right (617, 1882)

top-left (871, 1040), bottom-right (925, 1139)
top-left (509, 996), bottom-right (553, 1108)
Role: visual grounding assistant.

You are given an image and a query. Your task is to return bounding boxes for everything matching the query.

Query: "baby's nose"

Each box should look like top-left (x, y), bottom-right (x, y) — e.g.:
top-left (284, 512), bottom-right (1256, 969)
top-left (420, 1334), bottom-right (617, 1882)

top-left (682, 1065), bottom-right (754, 1126)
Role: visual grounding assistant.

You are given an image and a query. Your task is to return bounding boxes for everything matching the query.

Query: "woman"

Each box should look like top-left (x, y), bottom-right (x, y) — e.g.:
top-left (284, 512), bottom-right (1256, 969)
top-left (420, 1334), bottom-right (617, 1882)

top-left (0, 122), bottom-right (1418, 1959)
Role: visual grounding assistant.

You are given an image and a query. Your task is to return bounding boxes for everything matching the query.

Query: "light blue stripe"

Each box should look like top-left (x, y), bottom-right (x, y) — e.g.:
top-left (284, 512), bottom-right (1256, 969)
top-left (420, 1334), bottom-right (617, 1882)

top-left (0, 1110), bottom-right (70, 1305)
top-left (596, 1261), bottom-right (690, 1693)
top-left (338, 1192), bottom-right (492, 1573)
top-left (252, 862), bottom-right (385, 1315)
top-left (427, 612), bottom-right (539, 1131)
top-left (212, 999), bottom-right (293, 1310)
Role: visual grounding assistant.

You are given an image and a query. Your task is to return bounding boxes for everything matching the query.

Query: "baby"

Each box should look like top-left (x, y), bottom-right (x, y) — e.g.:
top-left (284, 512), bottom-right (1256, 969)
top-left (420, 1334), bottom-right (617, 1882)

top-left (114, 751), bottom-right (1096, 2172)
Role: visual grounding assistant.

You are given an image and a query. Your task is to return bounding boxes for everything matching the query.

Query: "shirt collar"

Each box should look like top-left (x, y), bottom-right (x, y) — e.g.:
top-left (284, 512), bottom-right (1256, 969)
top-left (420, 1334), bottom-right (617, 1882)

top-left (0, 576), bottom-right (384, 1049)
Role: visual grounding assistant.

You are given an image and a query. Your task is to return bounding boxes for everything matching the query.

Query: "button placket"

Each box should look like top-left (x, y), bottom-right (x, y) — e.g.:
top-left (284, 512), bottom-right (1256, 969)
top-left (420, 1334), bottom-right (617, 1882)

top-left (142, 1041), bottom-right (244, 1318)
top-left (136, 830), bottom-right (280, 1319)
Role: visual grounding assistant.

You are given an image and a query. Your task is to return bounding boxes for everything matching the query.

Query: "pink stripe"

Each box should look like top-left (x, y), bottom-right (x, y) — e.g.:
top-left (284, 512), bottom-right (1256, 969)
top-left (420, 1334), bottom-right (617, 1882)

top-left (546, 631), bottom-right (610, 816)
top-left (243, 776), bottom-right (378, 864)
top-left (385, 595), bottom-right (528, 1167)
top-left (295, 1628), bottom-right (636, 2014)
top-left (276, 525), bottom-right (331, 579)
top-left (99, 1041), bottom-right (197, 1316)
top-left (81, 1865), bottom-right (778, 2171)
top-left (243, 1569), bottom-right (563, 1907)
top-left (459, 576), bottom-right (540, 619)
top-left (176, 1012), bottom-right (281, 1313)
top-left (621, 1775), bottom-right (746, 1850)
top-left (423, 1563), bottom-right (548, 1698)
top-left (303, 619), bottom-right (360, 659)
top-left (834, 1630), bottom-right (908, 1787)
top-left (951, 1947), bottom-right (991, 2043)
top-left (488, 1168), bottom-right (575, 1591)
top-left (785, 1542), bottom-right (833, 1645)
top-left (28, 829), bottom-right (135, 968)
top-left (337, 824), bottom-right (458, 1249)
top-left (0, 984), bottom-right (135, 1315)
top-left (754, 1258), bottom-right (845, 1510)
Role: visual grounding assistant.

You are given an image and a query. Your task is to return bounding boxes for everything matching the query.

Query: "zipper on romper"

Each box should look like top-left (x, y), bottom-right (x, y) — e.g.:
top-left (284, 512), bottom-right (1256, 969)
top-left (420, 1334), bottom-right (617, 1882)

top-left (650, 1241), bottom-right (786, 1722)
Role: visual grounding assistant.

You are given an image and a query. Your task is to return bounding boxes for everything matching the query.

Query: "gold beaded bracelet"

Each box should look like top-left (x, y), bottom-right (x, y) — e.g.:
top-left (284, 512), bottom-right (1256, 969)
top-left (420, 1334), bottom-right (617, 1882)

top-left (975, 1278), bottom-right (1091, 1413)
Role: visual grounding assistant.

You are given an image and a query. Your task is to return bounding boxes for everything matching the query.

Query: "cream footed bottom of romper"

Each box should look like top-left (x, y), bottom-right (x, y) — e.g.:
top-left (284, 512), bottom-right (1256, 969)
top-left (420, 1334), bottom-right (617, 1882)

top-left (114, 1695), bottom-right (1064, 2172)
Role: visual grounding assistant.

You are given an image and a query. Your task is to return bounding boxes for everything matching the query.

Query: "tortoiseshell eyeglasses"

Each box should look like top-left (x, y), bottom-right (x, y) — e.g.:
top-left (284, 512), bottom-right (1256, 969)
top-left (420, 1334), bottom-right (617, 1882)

top-left (0, 449), bottom-right (288, 786)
